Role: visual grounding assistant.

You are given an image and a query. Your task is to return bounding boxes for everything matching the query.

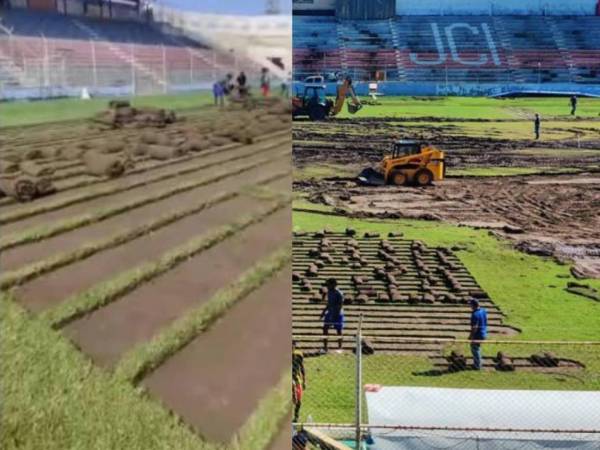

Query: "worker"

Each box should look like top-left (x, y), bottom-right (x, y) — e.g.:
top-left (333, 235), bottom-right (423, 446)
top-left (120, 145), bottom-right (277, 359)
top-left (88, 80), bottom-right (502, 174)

top-left (221, 73), bottom-right (234, 96)
top-left (237, 71), bottom-right (247, 98)
top-left (292, 340), bottom-right (306, 423)
top-left (320, 278), bottom-right (344, 352)
top-left (534, 113), bottom-right (541, 140)
top-left (260, 67), bottom-right (271, 97)
top-left (212, 80), bottom-right (225, 107)
top-left (570, 95), bottom-right (578, 115)
top-left (469, 299), bottom-right (488, 370)
top-left (346, 76), bottom-right (360, 106)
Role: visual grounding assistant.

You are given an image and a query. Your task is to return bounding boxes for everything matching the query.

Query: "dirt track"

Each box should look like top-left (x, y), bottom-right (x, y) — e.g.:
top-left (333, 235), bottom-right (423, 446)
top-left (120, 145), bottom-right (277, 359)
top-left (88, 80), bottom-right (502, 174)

top-left (294, 117), bottom-right (600, 170)
top-left (293, 118), bottom-right (600, 278)
top-left (0, 101), bottom-right (292, 447)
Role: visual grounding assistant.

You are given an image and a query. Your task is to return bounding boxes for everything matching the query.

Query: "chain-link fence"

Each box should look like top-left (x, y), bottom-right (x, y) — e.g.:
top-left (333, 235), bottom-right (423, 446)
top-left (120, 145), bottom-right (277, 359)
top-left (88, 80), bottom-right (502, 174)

top-left (293, 323), bottom-right (600, 449)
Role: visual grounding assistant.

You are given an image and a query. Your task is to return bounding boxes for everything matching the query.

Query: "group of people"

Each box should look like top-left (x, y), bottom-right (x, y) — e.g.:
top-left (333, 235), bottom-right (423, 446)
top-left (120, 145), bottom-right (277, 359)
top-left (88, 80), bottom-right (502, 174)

top-left (212, 67), bottom-right (288, 107)
top-left (291, 279), bottom-right (490, 424)
top-left (533, 95), bottom-right (579, 140)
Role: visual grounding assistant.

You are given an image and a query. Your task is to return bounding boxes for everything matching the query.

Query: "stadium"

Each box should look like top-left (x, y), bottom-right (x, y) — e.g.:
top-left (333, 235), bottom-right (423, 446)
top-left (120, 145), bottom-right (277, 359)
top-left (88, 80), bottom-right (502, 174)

top-left (0, 0), bottom-right (291, 99)
top-left (1, 1), bottom-right (292, 450)
top-left (291, 1), bottom-right (600, 449)
top-left (293, 0), bottom-right (600, 96)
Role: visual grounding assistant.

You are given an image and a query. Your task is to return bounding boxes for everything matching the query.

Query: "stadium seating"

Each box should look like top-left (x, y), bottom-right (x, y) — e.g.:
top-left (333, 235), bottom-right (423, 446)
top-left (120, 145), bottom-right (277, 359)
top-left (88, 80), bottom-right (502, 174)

top-left (0, 9), bottom-right (249, 97)
top-left (293, 15), bottom-right (600, 86)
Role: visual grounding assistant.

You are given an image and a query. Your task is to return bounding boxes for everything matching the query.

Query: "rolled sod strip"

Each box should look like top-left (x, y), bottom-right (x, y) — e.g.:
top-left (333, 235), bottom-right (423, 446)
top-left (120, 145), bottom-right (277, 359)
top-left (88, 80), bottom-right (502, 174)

top-left (0, 152), bottom-right (290, 252)
top-left (40, 200), bottom-right (289, 328)
top-left (0, 136), bottom-right (290, 226)
top-left (0, 175), bottom-right (37, 202)
top-left (114, 246), bottom-right (290, 383)
top-left (0, 129), bottom-right (290, 206)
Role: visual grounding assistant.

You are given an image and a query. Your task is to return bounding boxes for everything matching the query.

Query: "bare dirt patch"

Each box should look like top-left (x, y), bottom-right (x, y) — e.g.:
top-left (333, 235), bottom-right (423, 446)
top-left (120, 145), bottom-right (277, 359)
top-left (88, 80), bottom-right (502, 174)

top-left (293, 118), bottom-right (600, 277)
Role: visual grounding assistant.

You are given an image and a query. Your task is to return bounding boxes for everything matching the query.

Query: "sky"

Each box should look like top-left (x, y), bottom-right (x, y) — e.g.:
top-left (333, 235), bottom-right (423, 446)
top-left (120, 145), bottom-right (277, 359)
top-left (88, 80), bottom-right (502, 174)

top-left (157, 0), bottom-right (292, 15)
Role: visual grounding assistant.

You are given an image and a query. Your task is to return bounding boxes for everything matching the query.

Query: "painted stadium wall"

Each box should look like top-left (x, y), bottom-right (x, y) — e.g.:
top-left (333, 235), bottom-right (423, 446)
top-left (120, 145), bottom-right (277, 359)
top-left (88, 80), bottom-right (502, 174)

top-left (395, 0), bottom-right (597, 16)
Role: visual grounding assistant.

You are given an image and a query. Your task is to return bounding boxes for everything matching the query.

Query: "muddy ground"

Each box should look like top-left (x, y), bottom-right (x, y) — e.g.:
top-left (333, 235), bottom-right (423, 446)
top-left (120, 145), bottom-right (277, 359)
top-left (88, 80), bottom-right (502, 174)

top-left (293, 118), bottom-right (600, 278)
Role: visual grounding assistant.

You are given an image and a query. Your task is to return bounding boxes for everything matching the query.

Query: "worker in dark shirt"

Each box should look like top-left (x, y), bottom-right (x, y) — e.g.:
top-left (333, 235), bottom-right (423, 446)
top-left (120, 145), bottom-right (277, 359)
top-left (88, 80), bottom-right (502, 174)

top-left (570, 95), bottom-right (578, 115)
top-left (220, 73), bottom-right (234, 96)
top-left (237, 71), bottom-right (248, 98)
top-left (469, 299), bottom-right (488, 370)
top-left (534, 113), bottom-right (541, 140)
top-left (320, 278), bottom-right (344, 352)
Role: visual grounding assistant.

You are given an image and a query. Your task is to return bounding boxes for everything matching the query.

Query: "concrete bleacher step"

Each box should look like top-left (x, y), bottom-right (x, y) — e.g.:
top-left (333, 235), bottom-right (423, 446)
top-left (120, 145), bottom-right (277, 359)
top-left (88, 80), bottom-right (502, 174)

top-left (293, 15), bottom-right (600, 85)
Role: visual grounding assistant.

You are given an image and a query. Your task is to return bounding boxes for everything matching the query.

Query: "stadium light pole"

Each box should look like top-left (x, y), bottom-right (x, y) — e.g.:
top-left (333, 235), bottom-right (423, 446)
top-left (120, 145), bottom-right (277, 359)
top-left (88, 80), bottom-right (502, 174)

top-left (265, 0), bottom-right (280, 15)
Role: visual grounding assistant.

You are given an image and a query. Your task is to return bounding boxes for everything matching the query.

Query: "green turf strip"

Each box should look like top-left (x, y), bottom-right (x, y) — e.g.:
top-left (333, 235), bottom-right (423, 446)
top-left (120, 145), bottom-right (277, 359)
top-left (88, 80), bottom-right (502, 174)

top-left (41, 199), bottom-right (288, 328)
top-left (0, 171), bottom-right (289, 289)
top-left (115, 246), bottom-right (290, 382)
top-left (0, 93), bottom-right (214, 128)
top-left (233, 370), bottom-right (291, 450)
top-left (0, 294), bottom-right (208, 450)
top-left (334, 96), bottom-right (600, 120)
top-left (0, 150), bottom-right (289, 252)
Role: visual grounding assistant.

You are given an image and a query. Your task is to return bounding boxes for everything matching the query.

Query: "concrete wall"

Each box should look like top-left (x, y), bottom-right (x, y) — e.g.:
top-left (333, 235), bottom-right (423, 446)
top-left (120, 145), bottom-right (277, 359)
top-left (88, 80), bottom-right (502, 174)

top-left (395, 0), bottom-right (597, 16)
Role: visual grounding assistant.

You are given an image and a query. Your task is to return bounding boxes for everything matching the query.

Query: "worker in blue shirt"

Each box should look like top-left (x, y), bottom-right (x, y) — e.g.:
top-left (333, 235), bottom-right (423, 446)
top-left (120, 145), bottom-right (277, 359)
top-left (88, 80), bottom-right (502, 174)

top-left (469, 299), bottom-right (488, 370)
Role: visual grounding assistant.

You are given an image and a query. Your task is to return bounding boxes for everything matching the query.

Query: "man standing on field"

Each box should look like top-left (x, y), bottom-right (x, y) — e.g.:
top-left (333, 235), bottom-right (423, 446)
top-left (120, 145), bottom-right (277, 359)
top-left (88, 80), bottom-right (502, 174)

top-left (469, 299), bottom-right (488, 370)
top-left (292, 340), bottom-right (305, 423)
top-left (570, 95), bottom-right (578, 115)
top-left (320, 278), bottom-right (344, 353)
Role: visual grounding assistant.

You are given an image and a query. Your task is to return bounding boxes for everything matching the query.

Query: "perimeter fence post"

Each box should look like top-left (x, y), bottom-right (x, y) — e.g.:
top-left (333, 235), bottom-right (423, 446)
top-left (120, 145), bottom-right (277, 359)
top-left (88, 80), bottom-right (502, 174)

top-left (355, 314), bottom-right (363, 448)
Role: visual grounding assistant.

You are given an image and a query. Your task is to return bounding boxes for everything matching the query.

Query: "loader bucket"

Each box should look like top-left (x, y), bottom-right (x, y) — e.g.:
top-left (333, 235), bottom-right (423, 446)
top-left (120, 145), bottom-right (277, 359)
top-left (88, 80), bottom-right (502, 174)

top-left (348, 103), bottom-right (363, 114)
top-left (357, 167), bottom-right (385, 186)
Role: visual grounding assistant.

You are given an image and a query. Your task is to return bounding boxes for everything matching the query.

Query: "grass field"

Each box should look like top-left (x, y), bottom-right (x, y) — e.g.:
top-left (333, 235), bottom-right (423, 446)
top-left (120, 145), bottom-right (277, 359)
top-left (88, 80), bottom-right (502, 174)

top-left (0, 93), bottom-right (213, 128)
top-left (293, 209), bottom-right (600, 423)
top-left (335, 96), bottom-right (600, 120)
top-left (294, 210), bottom-right (600, 341)
top-left (293, 93), bottom-right (600, 423)
top-left (1, 95), bottom-right (291, 449)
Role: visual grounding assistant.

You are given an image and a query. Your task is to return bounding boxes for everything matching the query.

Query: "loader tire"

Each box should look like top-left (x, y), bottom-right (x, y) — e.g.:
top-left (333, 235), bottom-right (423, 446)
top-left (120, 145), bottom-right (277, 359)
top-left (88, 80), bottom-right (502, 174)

top-left (415, 169), bottom-right (433, 187)
top-left (389, 170), bottom-right (408, 186)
